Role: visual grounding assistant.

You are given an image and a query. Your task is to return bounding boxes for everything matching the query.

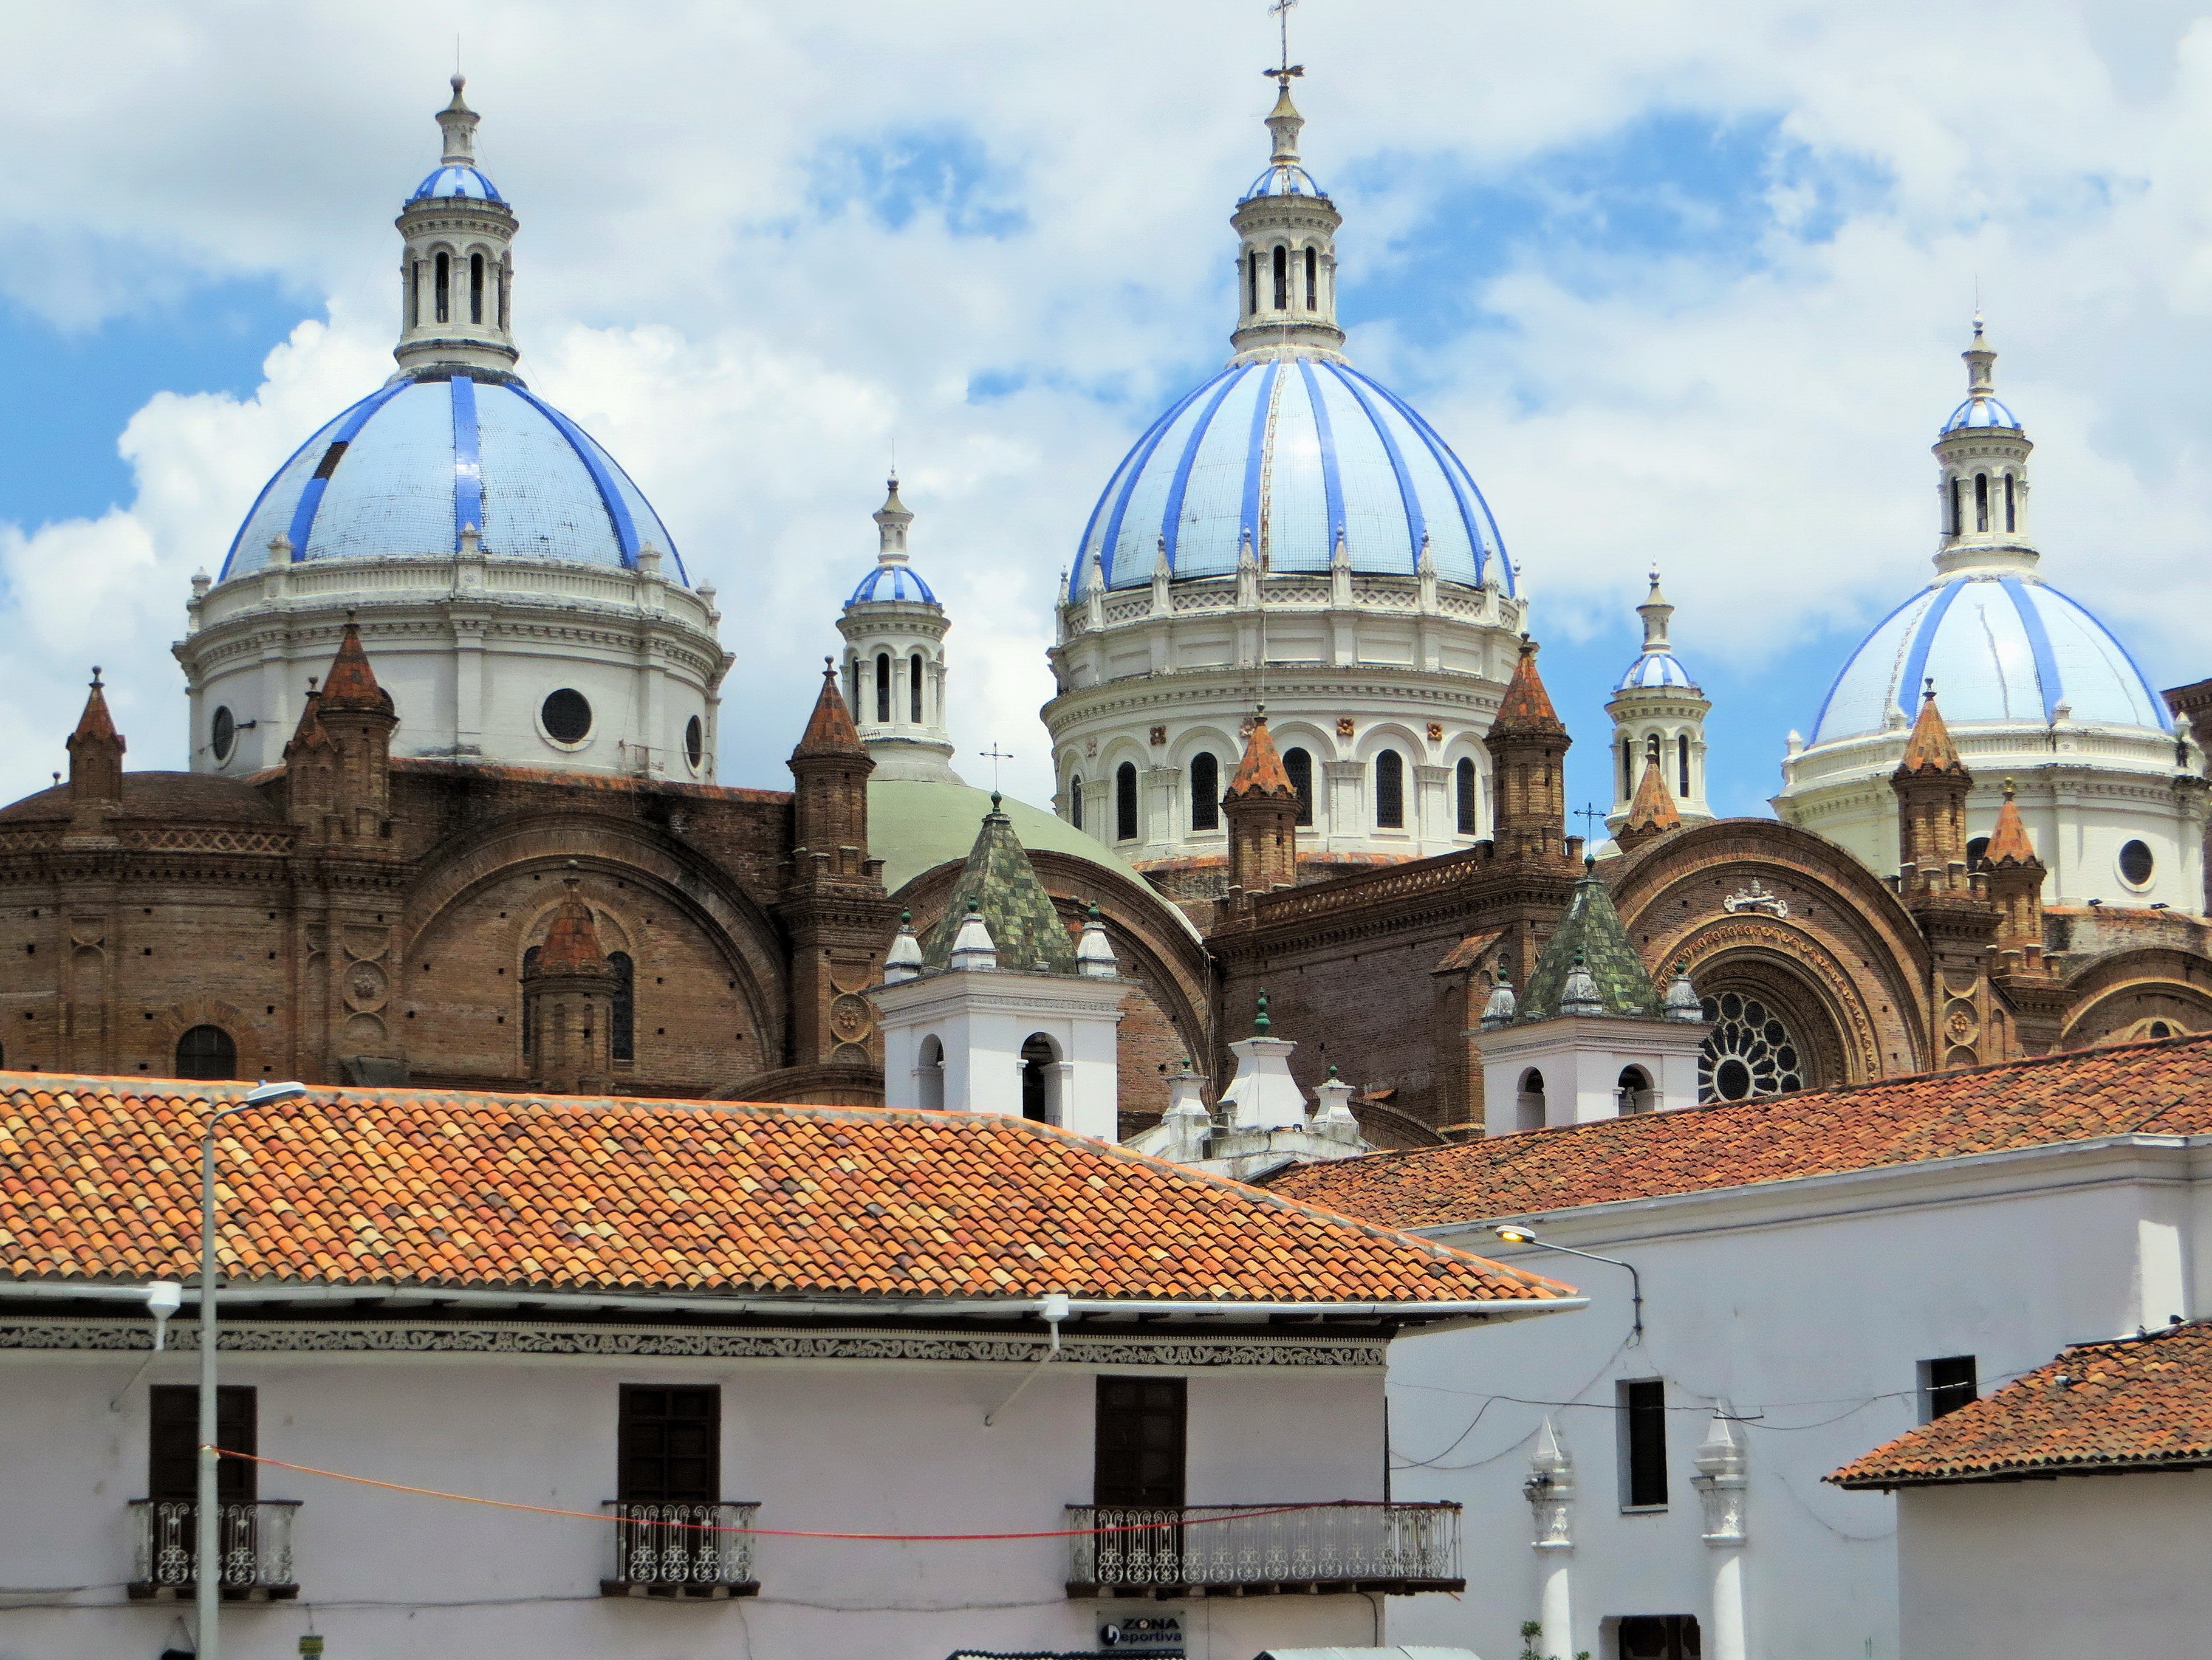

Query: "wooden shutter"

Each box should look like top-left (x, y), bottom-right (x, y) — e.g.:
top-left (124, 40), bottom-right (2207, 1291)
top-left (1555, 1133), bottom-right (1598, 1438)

top-left (1094, 1376), bottom-right (1185, 1507)
top-left (149, 1385), bottom-right (255, 1504)
top-left (618, 1385), bottom-right (721, 1504)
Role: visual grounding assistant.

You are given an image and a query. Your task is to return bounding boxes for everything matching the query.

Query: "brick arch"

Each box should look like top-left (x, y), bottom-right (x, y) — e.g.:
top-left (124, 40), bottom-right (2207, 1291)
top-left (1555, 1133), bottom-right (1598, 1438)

top-left (2058, 948), bottom-right (2212, 1049)
top-left (399, 814), bottom-right (787, 1066)
top-left (1611, 819), bottom-right (1933, 1080)
top-left (151, 998), bottom-right (258, 1082)
top-left (888, 849), bottom-right (1213, 1127)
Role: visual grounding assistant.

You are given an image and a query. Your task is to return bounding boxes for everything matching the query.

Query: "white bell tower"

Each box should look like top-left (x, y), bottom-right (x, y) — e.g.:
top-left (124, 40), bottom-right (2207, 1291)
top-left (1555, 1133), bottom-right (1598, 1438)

top-left (1606, 569), bottom-right (1714, 832)
top-left (394, 77), bottom-right (520, 378)
top-left (838, 477), bottom-right (960, 784)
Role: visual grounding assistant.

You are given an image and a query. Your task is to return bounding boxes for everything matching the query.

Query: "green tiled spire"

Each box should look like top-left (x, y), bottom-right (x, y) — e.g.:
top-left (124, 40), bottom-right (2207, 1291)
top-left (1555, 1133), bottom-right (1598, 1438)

top-left (922, 794), bottom-right (1078, 975)
top-left (1519, 862), bottom-right (1663, 1021)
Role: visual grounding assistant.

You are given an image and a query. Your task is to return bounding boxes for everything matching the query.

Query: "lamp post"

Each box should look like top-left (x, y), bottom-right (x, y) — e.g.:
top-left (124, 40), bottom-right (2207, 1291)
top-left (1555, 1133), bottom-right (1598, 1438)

top-left (1493, 1224), bottom-right (1645, 1345)
top-left (196, 1080), bottom-right (306, 1660)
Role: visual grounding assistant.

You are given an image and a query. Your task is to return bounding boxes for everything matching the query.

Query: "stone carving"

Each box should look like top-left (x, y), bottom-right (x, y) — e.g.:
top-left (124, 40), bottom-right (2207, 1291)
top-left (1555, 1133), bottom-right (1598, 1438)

top-left (1691, 1407), bottom-right (1748, 1545)
top-left (1524, 1416), bottom-right (1574, 1549)
top-left (828, 992), bottom-right (874, 1044)
top-left (1722, 877), bottom-right (1790, 919)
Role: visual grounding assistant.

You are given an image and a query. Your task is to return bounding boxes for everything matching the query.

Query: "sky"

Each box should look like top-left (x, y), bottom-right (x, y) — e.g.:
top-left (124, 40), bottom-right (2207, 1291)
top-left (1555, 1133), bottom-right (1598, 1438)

top-left (2, 1), bottom-right (2211, 824)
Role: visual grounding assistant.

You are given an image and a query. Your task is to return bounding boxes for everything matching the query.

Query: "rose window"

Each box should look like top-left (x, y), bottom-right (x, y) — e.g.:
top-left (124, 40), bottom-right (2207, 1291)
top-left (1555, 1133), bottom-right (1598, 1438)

top-left (1697, 992), bottom-right (1804, 1102)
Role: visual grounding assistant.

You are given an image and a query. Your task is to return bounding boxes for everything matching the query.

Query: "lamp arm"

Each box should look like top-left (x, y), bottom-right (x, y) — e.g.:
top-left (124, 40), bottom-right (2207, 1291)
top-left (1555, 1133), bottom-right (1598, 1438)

top-left (1514, 1239), bottom-right (1645, 1346)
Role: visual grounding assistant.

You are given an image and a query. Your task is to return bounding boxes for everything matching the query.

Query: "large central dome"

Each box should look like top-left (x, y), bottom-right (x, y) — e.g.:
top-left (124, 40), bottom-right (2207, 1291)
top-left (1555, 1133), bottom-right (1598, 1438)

top-left (1070, 356), bottom-right (1510, 598)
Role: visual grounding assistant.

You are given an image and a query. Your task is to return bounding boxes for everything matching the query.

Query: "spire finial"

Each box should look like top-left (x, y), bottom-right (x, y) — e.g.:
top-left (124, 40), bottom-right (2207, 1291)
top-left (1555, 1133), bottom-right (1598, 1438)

top-left (437, 73), bottom-right (480, 168)
top-left (1254, 989), bottom-right (1272, 1035)
top-left (874, 473), bottom-right (914, 564)
top-left (1924, 676), bottom-right (1937, 704)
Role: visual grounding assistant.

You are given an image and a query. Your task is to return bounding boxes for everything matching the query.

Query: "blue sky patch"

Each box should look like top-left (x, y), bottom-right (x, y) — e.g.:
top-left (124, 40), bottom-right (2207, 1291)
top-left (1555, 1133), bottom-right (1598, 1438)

top-left (806, 124), bottom-right (1027, 238)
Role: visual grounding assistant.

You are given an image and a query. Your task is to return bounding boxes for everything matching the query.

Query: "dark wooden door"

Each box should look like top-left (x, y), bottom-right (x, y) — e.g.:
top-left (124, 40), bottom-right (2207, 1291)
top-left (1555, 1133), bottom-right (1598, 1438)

top-left (1618, 1614), bottom-right (1701, 1660)
top-left (1094, 1376), bottom-right (1185, 1507)
top-left (149, 1385), bottom-right (255, 1504)
top-left (618, 1385), bottom-right (720, 1504)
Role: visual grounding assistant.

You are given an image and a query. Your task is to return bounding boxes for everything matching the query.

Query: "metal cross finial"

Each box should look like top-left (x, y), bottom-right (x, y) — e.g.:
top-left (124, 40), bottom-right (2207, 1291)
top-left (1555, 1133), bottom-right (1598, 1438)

top-left (980, 743), bottom-right (1013, 794)
top-left (1266, 0), bottom-right (1304, 83)
top-left (1575, 802), bottom-right (1607, 842)
top-left (1923, 676), bottom-right (1937, 704)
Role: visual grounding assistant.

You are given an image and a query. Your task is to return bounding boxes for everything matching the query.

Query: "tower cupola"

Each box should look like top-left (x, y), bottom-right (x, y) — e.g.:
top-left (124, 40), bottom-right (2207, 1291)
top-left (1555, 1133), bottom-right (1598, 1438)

top-left (1229, 72), bottom-right (1346, 364)
top-left (394, 76), bottom-right (521, 377)
top-left (1932, 314), bottom-right (2035, 575)
top-left (838, 476), bottom-right (960, 783)
top-left (1606, 568), bottom-right (1713, 835)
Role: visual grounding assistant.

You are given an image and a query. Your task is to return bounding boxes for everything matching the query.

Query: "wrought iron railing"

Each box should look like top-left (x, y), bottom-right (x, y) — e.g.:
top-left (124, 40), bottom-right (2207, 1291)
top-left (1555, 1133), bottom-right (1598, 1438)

top-left (126, 1500), bottom-right (300, 1599)
top-left (1066, 1500), bottom-right (1462, 1596)
top-left (601, 1502), bottom-right (761, 1597)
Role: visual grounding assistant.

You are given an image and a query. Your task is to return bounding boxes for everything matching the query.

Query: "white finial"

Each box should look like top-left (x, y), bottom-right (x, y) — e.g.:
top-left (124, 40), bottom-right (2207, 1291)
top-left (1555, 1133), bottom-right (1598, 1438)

top-left (948, 900), bottom-right (998, 973)
top-left (267, 530), bottom-right (293, 564)
top-left (457, 523), bottom-right (481, 557)
top-left (883, 910), bottom-right (924, 984)
top-left (438, 74), bottom-right (480, 167)
top-left (1075, 904), bottom-right (1118, 979)
top-left (873, 475), bottom-right (913, 563)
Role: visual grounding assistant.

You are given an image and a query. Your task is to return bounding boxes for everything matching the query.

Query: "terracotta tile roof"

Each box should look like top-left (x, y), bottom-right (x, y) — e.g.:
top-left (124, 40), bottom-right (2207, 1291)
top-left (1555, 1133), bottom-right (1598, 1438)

top-left (389, 758), bottom-right (789, 806)
top-left (1225, 716), bottom-right (1296, 801)
top-left (792, 663), bottom-right (865, 761)
top-left (0, 773), bottom-right (276, 826)
top-left (1432, 929), bottom-right (1504, 975)
top-left (1895, 687), bottom-right (1966, 776)
top-left (532, 873), bottom-right (611, 973)
top-left (1272, 1032), bottom-right (2212, 1231)
top-left (318, 623), bottom-right (386, 712)
top-left (0, 1074), bottom-right (1568, 1309)
top-left (283, 685), bottom-right (332, 759)
top-left (1623, 758), bottom-right (1679, 835)
top-left (1490, 639), bottom-right (1566, 736)
top-left (67, 675), bottom-right (120, 749)
top-left (1831, 1321), bottom-right (2212, 1489)
top-left (1985, 780), bottom-right (2039, 866)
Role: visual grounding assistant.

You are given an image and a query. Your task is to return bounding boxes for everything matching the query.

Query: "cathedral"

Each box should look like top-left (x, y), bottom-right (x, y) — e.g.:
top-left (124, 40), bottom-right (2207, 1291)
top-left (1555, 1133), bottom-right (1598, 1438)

top-left (10, 73), bottom-right (2212, 1147)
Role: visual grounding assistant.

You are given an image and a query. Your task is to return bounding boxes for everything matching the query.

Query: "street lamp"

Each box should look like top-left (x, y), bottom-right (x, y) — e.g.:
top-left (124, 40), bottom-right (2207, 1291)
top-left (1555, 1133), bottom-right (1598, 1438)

top-left (196, 1080), bottom-right (307, 1660)
top-left (1493, 1224), bottom-right (1645, 1345)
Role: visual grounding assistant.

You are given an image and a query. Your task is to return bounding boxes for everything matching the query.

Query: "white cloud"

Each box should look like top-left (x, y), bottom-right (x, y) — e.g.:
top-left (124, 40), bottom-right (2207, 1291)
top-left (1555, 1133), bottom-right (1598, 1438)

top-left (1, 0), bottom-right (2211, 809)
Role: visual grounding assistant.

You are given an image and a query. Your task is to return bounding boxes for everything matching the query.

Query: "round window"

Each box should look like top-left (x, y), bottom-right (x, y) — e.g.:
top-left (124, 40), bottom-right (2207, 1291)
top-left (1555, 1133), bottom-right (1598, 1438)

top-left (211, 705), bottom-right (236, 763)
top-left (541, 689), bottom-right (592, 746)
top-left (2119, 839), bottom-right (2155, 888)
top-left (685, 715), bottom-right (704, 769)
top-left (1697, 992), bottom-right (1805, 1103)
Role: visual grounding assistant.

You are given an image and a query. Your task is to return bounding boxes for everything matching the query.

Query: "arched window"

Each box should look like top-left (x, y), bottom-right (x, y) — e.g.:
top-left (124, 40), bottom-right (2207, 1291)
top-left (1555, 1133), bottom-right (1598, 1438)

top-left (1021, 1033), bottom-right (1058, 1123)
top-left (609, 952), bottom-right (634, 1063)
top-left (434, 251), bottom-right (450, 324)
top-left (409, 260), bottom-right (421, 328)
top-left (1375, 750), bottom-right (1405, 829)
top-left (1068, 774), bottom-right (1084, 831)
top-left (521, 945), bottom-right (541, 1058)
top-left (1949, 478), bottom-right (1962, 536)
top-left (1646, 732), bottom-right (1661, 774)
top-left (875, 653), bottom-right (891, 724)
top-left (1272, 244), bottom-right (1288, 310)
top-left (1247, 251), bottom-right (1259, 315)
top-left (1456, 757), bottom-right (1478, 835)
top-left (1966, 835), bottom-right (1990, 869)
top-left (1284, 747), bottom-right (1313, 827)
top-left (847, 656), bottom-right (860, 717)
top-left (1305, 247), bottom-right (1318, 309)
top-left (2004, 473), bottom-right (2016, 532)
top-left (918, 1035), bottom-right (945, 1113)
top-left (496, 259), bottom-right (505, 328)
top-left (1975, 472), bottom-right (1990, 532)
top-left (1678, 734), bottom-right (1691, 798)
top-left (1115, 763), bottom-right (1139, 842)
top-left (1621, 738), bottom-right (1634, 801)
top-left (1190, 753), bottom-right (1220, 831)
top-left (469, 252), bottom-right (484, 324)
top-left (909, 654), bottom-right (924, 723)
top-left (1617, 1066), bottom-right (1654, 1115)
top-left (175, 1025), bottom-right (236, 1082)
top-left (1515, 1068), bottom-right (1546, 1133)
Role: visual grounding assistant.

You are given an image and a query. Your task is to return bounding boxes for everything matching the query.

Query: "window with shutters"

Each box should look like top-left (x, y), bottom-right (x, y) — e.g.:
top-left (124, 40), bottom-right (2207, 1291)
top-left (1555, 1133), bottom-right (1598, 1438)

top-left (1094, 1376), bottom-right (1185, 1507)
top-left (618, 1385), bottom-right (721, 1505)
top-left (1617, 1378), bottom-right (1667, 1509)
top-left (150, 1385), bottom-right (256, 1505)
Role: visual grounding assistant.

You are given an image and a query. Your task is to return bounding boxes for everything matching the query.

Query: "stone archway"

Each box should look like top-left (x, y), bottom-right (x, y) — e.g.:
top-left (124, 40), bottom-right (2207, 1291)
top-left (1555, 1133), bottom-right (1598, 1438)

top-left (2058, 948), bottom-right (2212, 1050)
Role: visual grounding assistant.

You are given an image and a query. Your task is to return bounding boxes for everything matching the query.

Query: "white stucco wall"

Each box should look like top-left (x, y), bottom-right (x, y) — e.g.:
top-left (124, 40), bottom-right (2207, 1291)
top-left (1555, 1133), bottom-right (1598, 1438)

top-left (1368, 1137), bottom-right (2205, 1660)
top-left (1893, 1468), bottom-right (2212, 1659)
top-left (0, 1338), bottom-right (1393, 1660)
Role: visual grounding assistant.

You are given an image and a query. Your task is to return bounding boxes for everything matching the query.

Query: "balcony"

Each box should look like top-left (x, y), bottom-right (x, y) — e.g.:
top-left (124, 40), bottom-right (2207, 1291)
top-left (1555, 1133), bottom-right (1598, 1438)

top-left (127, 1500), bottom-right (300, 1600)
top-left (1067, 1500), bottom-right (1464, 1598)
top-left (600, 1502), bottom-right (761, 1598)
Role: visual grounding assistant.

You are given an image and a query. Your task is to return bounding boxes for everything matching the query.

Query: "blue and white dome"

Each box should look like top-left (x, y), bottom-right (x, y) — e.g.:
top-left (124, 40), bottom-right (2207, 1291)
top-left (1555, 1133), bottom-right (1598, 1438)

top-left (1617, 650), bottom-right (1694, 692)
top-left (412, 163), bottom-right (503, 202)
top-left (849, 563), bottom-right (937, 604)
top-left (1071, 358), bottom-right (1509, 599)
top-left (1941, 391), bottom-right (2019, 433)
top-left (218, 372), bottom-right (682, 582)
top-left (1812, 573), bottom-right (2170, 744)
top-left (1244, 160), bottom-right (1323, 200)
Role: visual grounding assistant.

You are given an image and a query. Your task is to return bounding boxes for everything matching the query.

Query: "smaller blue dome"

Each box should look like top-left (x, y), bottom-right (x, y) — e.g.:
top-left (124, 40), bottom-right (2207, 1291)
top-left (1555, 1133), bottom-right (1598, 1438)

top-left (1617, 651), bottom-right (1694, 692)
top-left (1243, 161), bottom-right (1323, 201)
top-left (413, 164), bottom-right (504, 202)
top-left (849, 564), bottom-right (937, 605)
top-left (1942, 393), bottom-right (2019, 434)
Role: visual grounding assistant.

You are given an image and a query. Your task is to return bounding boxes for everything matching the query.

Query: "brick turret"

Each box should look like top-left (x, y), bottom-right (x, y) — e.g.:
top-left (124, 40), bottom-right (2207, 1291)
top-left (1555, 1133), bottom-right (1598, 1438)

top-left (1892, 681), bottom-right (1971, 878)
top-left (523, 867), bottom-right (617, 1095)
top-left (63, 670), bottom-right (125, 843)
top-left (1484, 639), bottom-right (1573, 865)
top-left (1614, 756), bottom-right (1681, 852)
top-left (1223, 713), bottom-right (1299, 896)
top-left (1891, 684), bottom-right (2001, 1066)
top-left (286, 624), bottom-right (397, 847)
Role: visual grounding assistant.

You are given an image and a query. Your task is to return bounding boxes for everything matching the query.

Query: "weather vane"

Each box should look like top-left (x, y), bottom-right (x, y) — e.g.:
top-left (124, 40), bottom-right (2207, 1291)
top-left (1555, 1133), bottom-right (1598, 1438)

top-left (980, 743), bottom-right (1013, 794)
top-left (1266, 0), bottom-right (1303, 84)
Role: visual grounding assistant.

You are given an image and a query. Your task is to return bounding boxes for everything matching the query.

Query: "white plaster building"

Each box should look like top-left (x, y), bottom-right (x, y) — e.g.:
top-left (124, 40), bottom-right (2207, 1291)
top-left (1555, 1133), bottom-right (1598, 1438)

top-left (175, 78), bottom-right (730, 783)
top-left (0, 1073), bottom-right (1576, 1660)
top-left (1605, 572), bottom-right (1713, 834)
top-left (1775, 319), bottom-right (2207, 909)
top-left (1276, 1032), bottom-right (2212, 1660)
top-left (1043, 78), bottom-right (1529, 883)
top-left (840, 476), bottom-right (960, 784)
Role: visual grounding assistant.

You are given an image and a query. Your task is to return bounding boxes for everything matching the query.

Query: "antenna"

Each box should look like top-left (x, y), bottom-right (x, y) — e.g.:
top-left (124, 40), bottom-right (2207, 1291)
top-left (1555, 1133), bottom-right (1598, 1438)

top-left (1266, 0), bottom-right (1304, 83)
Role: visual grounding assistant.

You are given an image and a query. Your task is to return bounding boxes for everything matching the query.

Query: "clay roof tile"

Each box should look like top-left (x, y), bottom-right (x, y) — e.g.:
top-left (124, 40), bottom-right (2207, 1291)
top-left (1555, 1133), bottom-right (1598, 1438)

top-left (1225, 715), bottom-right (1297, 802)
top-left (792, 662), bottom-right (866, 761)
top-left (1490, 639), bottom-right (1567, 737)
top-left (1895, 685), bottom-right (1967, 778)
